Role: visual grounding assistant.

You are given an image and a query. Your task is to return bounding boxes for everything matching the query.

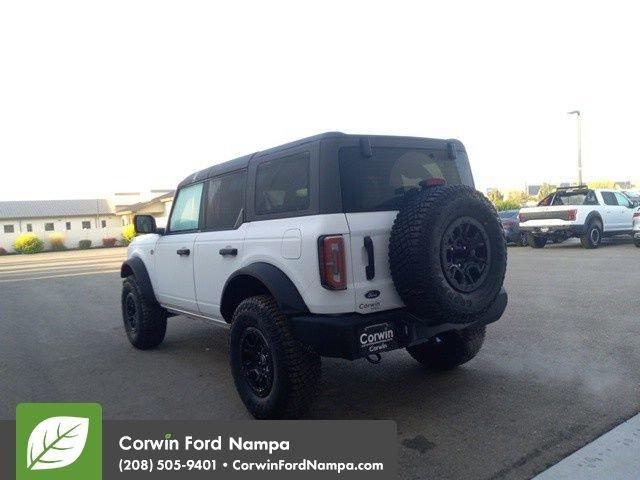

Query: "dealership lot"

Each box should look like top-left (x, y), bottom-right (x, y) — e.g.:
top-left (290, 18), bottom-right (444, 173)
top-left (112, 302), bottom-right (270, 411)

top-left (1, 242), bottom-right (639, 480)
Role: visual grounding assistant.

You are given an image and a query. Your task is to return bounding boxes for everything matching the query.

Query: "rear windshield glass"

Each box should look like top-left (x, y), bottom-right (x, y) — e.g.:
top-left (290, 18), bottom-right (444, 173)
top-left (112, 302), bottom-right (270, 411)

top-left (551, 190), bottom-right (598, 206)
top-left (339, 147), bottom-right (462, 212)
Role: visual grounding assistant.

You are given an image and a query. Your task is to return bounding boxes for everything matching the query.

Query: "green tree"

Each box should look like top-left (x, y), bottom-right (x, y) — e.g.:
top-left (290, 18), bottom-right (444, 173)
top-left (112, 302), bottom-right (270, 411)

top-left (505, 190), bottom-right (531, 205)
top-left (486, 189), bottom-right (503, 204)
top-left (587, 179), bottom-right (615, 189)
top-left (536, 183), bottom-right (555, 201)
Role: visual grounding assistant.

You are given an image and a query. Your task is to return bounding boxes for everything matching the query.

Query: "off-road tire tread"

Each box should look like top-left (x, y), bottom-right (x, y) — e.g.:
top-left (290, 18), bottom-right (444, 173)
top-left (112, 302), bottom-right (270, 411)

top-left (230, 295), bottom-right (320, 419)
top-left (389, 185), bottom-right (507, 323)
top-left (122, 275), bottom-right (167, 349)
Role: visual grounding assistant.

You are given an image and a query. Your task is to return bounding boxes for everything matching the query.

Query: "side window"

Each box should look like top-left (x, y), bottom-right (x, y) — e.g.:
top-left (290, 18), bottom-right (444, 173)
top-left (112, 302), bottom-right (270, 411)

top-left (584, 190), bottom-right (599, 205)
top-left (614, 192), bottom-right (631, 207)
top-left (204, 171), bottom-right (246, 231)
top-left (601, 192), bottom-right (618, 206)
top-left (169, 183), bottom-right (204, 232)
top-left (538, 194), bottom-right (553, 206)
top-left (255, 152), bottom-right (310, 216)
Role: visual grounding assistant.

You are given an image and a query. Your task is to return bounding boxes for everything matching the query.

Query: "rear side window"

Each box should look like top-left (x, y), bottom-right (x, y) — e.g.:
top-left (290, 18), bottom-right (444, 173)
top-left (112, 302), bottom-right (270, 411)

top-left (204, 171), bottom-right (246, 230)
top-left (551, 190), bottom-right (598, 206)
top-left (339, 147), bottom-right (462, 212)
top-left (255, 152), bottom-right (310, 215)
top-left (601, 191), bottom-right (618, 206)
top-left (169, 182), bottom-right (204, 232)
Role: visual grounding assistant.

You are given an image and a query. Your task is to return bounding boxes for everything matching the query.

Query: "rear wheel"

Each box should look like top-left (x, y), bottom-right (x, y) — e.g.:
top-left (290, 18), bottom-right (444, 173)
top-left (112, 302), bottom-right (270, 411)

top-left (229, 295), bottom-right (320, 419)
top-left (407, 326), bottom-right (486, 370)
top-left (580, 220), bottom-right (602, 249)
top-left (528, 234), bottom-right (547, 248)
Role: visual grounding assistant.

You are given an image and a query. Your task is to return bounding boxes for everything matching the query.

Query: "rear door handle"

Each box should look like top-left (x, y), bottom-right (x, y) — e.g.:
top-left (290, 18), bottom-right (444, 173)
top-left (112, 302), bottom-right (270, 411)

top-left (364, 236), bottom-right (375, 280)
top-left (176, 248), bottom-right (190, 256)
top-left (219, 247), bottom-right (238, 256)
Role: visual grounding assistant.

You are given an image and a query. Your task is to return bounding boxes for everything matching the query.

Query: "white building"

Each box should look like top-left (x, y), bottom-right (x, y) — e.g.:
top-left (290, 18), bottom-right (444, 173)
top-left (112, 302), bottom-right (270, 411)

top-left (0, 199), bottom-right (121, 252)
top-left (116, 191), bottom-right (174, 227)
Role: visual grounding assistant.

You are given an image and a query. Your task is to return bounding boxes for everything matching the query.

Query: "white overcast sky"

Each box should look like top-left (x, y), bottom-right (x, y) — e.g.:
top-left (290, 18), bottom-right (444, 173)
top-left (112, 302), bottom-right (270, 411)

top-left (1, 1), bottom-right (638, 201)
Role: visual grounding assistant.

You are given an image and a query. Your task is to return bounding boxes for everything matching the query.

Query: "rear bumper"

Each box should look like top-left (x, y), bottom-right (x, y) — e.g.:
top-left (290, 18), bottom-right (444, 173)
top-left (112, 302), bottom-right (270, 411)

top-left (520, 224), bottom-right (584, 236)
top-left (289, 288), bottom-right (508, 360)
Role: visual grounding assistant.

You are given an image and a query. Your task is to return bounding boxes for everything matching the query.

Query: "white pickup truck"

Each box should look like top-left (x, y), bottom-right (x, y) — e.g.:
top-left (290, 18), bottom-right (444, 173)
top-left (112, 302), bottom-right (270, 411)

top-left (518, 186), bottom-right (639, 249)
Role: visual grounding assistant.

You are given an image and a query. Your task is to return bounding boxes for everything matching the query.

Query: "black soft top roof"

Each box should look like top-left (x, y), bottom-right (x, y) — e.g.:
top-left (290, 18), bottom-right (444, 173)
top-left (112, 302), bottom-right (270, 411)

top-left (177, 131), bottom-right (462, 188)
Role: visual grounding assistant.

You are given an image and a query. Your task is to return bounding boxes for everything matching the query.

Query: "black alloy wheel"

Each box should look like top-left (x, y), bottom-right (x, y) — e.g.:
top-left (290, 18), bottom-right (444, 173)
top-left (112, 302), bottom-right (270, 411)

top-left (240, 327), bottom-right (274, 398)
top-left (441, 217), bottom-right (491, 293)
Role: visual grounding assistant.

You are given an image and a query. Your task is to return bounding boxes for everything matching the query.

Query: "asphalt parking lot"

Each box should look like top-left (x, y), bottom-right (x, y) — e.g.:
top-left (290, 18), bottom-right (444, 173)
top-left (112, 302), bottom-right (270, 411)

top-left (1, 241), bottom-right (639, 480)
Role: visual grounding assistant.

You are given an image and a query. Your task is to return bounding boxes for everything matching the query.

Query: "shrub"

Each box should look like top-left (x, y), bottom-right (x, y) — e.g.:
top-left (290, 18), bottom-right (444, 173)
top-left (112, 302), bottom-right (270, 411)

top-left (49, 232), bottom-right (67, 251)
top-left (78, 239), bottom-right (92, 249)
top-left (14, 233), bottom-right (45, 254)
top-left (102, 237), bottom-right (117, 247)
top-left (0, 247), bottom-right (7, 255)
top-left (122, 224), bottom-right (136, 246)
top-left (494, 199), bottom-right (522, 211)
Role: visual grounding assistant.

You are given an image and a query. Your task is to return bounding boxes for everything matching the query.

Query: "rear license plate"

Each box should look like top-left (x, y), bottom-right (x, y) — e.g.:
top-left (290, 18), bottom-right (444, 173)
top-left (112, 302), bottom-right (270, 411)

top-left (359, 322), bottom-right (397, 355)
top-left (540, 227), bottom-right (550, 232)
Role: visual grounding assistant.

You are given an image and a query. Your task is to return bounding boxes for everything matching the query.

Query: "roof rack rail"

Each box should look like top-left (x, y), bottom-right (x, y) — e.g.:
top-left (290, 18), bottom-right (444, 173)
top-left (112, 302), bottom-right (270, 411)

top-left (556, 184), bottom-right (588, 190)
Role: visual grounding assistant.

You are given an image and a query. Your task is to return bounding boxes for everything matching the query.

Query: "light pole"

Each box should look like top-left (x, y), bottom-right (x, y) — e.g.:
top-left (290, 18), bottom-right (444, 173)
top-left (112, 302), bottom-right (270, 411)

top-left (568, 110), bottom-right (582, 185)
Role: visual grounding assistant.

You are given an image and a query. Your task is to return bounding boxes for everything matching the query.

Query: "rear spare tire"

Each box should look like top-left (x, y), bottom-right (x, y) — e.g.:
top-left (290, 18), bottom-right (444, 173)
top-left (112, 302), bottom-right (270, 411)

top-left (389, 185), bottom-right (506, 324)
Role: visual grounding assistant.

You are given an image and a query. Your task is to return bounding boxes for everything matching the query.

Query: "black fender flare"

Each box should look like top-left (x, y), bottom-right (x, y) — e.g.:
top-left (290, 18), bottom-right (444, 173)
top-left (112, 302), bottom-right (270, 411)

top-left (585, 211), bottom-right (603, 230)
top-left (120, 257), bottom-right (159, 305)
top-left (221, 262), bottom-right (309, 320)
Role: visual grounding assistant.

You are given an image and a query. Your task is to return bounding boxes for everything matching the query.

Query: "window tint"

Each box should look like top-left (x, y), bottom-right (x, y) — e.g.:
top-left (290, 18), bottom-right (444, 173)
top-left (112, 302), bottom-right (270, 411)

top-left (614, 192), bottom-right (631, 207)
top-left (82, 221), bottom-right (91, 229)
top-left (169, 182), bottom-right (204, 232)
top-left (601, 191), bottom-right (618, 206)
top-left (255, 152), bottom-right (310, 215)
top-left (45, 223), bottom-right (54, 231)
top-left (3, 225), bottom-right (14, 233)
top-left (551, 190), bottom-right (598, 206)
top-left (339, 147), bottom-right (462, 212)
top-left (204, 171), bottom-right (246, 230)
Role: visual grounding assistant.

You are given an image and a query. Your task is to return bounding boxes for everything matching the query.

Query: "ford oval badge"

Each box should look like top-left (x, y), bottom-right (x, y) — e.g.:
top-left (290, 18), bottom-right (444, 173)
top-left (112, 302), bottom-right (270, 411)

top-left (365, 290), bottom-right (380, 299)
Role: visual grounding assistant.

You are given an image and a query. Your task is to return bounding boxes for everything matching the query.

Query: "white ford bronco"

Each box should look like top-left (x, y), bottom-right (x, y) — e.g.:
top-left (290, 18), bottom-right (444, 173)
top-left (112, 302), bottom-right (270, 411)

top-left (518, 186), bottom-right (639, 249)
top-left (120, 133), bottom-right (508, 419)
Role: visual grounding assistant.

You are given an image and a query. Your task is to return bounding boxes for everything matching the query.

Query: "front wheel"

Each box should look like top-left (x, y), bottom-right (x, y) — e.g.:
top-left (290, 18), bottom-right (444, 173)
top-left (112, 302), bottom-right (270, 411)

top-left (580, 221), bottom-right (603, 249)
top-left (229, 295), bottom-right (321, 419)
top-left (528, 234), bottom-right (547, 248)
top-left (407, 326), bottom-right (486, 370)
top-left (121, 276), bottom-right (167, 349)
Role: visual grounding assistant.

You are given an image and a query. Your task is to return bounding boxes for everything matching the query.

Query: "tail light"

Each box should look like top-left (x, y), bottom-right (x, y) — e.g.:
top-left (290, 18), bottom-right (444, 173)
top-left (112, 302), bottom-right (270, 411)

top-left (567, 209), bottom-right (577, 221)
top-left (318, 235), bottom-right (347, 290)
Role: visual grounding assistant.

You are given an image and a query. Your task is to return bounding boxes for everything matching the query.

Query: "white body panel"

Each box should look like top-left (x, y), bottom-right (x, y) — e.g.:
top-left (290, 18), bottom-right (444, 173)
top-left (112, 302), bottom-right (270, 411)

top-left (193, 224), bottom-right (248, 317)
top-left (344, 211), bottom-right (403, 314)
top-left (154, 233), bottom-right (198, 311)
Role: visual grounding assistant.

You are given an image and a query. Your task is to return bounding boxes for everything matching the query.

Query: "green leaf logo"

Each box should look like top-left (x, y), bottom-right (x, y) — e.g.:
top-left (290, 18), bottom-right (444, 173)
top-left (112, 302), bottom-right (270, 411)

top-left (26, 416), bottom-right (89, 470)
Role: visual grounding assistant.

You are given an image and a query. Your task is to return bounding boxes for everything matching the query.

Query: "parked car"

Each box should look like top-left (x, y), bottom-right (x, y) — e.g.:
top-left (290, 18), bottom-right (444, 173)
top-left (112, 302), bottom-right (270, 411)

top-left (119, 132), bottom-right (508, 419)
top-left (519, 186), bottom-right (638, 249)
top-left (499, 210), bottom-right (527, 246)
top-left (634, 208), bottom-right (640, 247)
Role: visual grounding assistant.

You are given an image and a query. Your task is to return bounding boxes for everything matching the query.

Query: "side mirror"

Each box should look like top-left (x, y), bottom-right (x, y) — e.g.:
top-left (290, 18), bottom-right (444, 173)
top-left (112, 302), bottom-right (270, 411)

top-left (134, 215), bottom-right (158, 234)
